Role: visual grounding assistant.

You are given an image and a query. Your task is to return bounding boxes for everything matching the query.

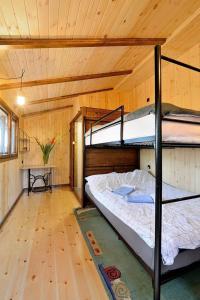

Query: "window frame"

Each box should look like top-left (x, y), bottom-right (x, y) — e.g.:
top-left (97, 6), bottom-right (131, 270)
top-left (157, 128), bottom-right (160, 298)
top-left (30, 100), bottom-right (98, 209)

top-left (0, 105), bottom-right (9, 158)
top-left (10, 115), bottom-right (19, 156)
top-left (0, 99), bottom-right (19, 161)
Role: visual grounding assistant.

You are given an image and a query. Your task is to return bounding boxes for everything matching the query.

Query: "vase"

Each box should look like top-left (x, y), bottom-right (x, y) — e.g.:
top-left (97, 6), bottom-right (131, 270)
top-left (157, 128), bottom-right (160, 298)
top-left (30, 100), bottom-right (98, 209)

top-left (43, 153), bottom-right (50, 165)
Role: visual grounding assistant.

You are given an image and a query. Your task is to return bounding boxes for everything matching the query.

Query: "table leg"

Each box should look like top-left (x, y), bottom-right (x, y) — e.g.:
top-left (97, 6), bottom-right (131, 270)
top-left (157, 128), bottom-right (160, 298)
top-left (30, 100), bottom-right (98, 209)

top-left (50, 168), bottom-right (52, 193)
top-left (28, 168), bottom-right (31, 196)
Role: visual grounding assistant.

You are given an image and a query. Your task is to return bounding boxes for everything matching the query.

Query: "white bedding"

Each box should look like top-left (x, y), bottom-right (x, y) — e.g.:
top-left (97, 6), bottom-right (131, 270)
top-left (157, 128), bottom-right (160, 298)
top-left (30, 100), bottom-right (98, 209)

top-left (85, 114), bottom-right (200, 145)
top-left (86, 170), bottom-right (200, 265)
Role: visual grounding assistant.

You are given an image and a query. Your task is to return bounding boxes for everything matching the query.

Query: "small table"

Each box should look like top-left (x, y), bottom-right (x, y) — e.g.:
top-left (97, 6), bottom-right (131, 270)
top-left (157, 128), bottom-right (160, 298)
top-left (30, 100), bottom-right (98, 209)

top-left (20, 165), bottom-right (56, 195)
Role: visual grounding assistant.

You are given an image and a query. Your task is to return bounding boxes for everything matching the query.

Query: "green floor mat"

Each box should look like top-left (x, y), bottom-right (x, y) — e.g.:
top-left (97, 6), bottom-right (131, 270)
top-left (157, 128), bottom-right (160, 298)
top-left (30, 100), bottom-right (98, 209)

top-left (75, 208), bottom-right (200, 300)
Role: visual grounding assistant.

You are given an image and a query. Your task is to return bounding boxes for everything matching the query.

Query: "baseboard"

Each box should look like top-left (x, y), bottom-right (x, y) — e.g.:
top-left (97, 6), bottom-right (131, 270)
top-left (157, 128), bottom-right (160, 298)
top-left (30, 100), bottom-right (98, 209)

top-left (53, 183), bottom-right (69, 188)
top-left (0, 188), bottom-right (24, 230)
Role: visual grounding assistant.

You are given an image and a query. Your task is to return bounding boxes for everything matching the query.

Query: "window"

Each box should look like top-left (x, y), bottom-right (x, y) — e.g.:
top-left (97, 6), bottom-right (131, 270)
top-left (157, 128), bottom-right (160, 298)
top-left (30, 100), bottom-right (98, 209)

top-left (0, 101), bottom-right (18, 160)
top-left (11, 118), bottom-right (18, 155)
top-left (0, 107), bottom-right (9, 156)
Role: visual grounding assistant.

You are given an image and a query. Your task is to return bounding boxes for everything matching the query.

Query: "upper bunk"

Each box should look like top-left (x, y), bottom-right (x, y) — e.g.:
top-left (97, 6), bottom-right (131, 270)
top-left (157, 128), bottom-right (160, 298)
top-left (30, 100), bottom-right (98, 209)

top-left (84, 103), bottom-right (200, 149)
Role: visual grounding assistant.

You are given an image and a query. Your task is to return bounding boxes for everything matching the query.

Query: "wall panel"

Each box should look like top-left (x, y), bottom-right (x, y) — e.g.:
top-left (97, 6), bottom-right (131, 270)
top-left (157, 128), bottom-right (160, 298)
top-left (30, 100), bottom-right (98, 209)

top-left (72, 89), bottom-right (136, 119)
top-left (140, 149), bottom-right (200, 194)
top-left (0, 94), bottom-right (22, 224)
top-left (22, 107), bottom-right (72, 186)
top-left (0, 158), bottom-right (22, 223)
top-left (133, 43), bottom-right (200, 110)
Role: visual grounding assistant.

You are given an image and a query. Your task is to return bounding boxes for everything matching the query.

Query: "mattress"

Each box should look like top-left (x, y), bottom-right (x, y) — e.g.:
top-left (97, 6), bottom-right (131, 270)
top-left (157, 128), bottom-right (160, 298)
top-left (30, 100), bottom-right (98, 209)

top-left (85, 183), bottom-right (200, 274)
top-left (85, 103), bottom-right (200, 145)
top-left (85, 170), bottom-right (200, 267)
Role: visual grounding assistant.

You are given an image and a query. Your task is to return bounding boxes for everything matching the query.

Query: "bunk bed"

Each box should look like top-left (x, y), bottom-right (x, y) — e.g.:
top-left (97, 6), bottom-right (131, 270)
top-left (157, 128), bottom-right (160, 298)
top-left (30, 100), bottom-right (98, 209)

top-left (83, 46), bottom-right (200, 300)
top-left (85, 103), bottom-right (200, 147)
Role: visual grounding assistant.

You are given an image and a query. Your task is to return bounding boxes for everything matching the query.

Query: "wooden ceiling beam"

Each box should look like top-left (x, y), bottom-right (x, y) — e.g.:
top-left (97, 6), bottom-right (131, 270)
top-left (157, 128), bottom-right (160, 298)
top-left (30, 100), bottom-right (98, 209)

top-left (0, 38), bottom-right (166, 49)
top-left (0, 70), bottom-right (132, 90)
top-left (27, 88), bottom-right (113, 105)
top-left (22, 104), bottom-right (73, 118)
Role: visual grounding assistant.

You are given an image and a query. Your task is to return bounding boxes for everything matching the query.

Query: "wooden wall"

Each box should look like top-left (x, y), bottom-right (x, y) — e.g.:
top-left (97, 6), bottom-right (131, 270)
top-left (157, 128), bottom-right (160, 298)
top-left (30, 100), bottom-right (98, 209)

top-left (22, 107), bottom-right (73, 186)
top-left (72, 89), bottom-right (136, 119)
top-left (140, 149), bottom-right (200, 194)
top-left (132, 43), bottom-right (200, 193)
top-left (0, 94), bottom-right (23, 224)
top-left (133, 43), bottom-right (200, 111)
top-left (0, 158), bottom-right (23, 223)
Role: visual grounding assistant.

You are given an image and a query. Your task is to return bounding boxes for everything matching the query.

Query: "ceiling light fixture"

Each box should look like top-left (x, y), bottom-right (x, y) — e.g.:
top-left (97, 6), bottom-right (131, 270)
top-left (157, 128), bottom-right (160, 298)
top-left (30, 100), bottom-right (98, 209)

top-left (16, 94), bottom-right (25, 106)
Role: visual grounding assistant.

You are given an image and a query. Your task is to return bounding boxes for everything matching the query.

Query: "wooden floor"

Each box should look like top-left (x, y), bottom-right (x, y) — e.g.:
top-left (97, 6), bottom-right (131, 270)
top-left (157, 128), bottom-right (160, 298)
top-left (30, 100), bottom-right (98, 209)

top-left (0, 187), bottom-right (108, 300)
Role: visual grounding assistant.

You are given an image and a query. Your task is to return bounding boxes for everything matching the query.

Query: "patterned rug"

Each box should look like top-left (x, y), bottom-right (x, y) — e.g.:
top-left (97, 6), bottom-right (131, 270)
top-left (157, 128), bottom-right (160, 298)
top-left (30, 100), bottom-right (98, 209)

top-left (75, 208), bottom-right (200, 300)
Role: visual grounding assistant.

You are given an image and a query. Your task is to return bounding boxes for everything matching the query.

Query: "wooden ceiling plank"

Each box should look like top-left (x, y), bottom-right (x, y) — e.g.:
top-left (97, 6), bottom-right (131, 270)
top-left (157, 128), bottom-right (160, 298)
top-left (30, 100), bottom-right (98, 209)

top-left (11, 0), bottom-right (30, 37)
top-left (37, 0), bottom-right (49, 37)
top-left (24, 0), bottom-right (39, 36)
top-left (0, 0), bottom-right (21, 36)
top-left (0, 37), bottom-right (166, 49)
top-left (0, 69), bottom-right (132, 90)
top-left (115, 7), bottom-right (200, 90)
top-left (27, 87), bottom-right (113, 105)
top-left (22, 104), bottom-right (73, 118)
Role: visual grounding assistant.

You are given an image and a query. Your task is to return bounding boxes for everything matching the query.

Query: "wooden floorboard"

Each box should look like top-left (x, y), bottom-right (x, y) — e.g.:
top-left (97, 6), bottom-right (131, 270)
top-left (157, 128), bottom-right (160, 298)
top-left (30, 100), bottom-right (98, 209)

top-left (0, 187), bottom-right (108, 300)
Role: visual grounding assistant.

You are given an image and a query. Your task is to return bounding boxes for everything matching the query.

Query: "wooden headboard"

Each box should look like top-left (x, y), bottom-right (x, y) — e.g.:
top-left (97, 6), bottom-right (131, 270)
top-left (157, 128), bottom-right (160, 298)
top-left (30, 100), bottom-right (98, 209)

top-left (85, 147), bottom-right (139, 177)
top-left (83, 147), bottom-right (139, 207)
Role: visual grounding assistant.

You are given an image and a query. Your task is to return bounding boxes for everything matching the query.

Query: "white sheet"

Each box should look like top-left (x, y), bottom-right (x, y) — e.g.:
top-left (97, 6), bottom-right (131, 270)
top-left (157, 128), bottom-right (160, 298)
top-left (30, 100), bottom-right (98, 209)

top-left (85, 114), bottom-right (200, 145)
top-left (86, 170), bottom-right (200, 265)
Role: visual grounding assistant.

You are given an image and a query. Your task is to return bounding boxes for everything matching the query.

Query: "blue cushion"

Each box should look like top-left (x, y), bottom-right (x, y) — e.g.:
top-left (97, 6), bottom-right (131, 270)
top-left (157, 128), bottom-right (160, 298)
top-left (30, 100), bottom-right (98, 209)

top-left (112, 186), bottom-right (135, 196)
top-left (127, 194), bottom-right (153, 204)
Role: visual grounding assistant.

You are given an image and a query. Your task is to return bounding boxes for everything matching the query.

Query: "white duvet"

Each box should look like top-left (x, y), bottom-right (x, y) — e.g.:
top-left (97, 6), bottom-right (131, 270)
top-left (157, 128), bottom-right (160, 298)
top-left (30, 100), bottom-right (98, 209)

top-left (86, 170), bottom-right (200, 265)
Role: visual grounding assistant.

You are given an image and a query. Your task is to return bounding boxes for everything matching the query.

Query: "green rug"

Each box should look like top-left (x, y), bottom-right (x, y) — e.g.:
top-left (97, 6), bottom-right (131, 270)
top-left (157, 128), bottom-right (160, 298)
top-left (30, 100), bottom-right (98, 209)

top-left (75, 208), bottom-right (200, 300)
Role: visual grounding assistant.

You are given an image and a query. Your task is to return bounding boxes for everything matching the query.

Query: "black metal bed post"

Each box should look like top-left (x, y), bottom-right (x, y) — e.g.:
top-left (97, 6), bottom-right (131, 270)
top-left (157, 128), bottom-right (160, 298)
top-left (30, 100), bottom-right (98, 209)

top-left (90, 122), bottom-right (93, 145)
top-left (120, 105), bottom-right (124, 145)
top-left (154, 45), bottom-right (162, 300)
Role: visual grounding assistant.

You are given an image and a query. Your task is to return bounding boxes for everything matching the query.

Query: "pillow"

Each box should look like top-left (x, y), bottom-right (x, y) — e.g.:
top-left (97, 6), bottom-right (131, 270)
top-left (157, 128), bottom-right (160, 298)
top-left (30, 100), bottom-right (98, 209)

top-left (85, 173), bottom-right (118, 193)
top-left (127, 194), bottom-right (154, 204)
top-left (112, 185), bottom-right (135, 197)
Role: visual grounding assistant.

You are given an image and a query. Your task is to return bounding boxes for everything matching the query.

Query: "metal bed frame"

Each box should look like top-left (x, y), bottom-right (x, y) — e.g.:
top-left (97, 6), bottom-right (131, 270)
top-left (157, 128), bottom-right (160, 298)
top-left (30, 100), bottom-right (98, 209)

top-left (84, 45), bottom-right (200, 300)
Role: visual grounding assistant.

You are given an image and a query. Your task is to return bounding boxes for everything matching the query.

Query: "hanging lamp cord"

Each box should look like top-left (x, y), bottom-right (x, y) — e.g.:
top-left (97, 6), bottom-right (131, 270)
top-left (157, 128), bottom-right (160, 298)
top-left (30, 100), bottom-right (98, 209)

top-left (0, 69), bottom-right (25, 81)
top-left (20, 69), bottom-right (25, 90)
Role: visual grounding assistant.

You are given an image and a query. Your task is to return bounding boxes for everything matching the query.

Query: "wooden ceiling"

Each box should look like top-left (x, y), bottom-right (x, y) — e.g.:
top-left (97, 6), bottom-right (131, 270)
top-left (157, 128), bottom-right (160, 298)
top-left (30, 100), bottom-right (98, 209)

top-left (0, 0), bottom-right (199, 114)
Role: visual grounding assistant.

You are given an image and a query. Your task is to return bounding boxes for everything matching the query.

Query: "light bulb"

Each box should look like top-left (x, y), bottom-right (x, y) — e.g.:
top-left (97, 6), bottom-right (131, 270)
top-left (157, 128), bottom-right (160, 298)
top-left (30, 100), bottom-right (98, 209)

top-left (17, 95), bottom-right (25, 106)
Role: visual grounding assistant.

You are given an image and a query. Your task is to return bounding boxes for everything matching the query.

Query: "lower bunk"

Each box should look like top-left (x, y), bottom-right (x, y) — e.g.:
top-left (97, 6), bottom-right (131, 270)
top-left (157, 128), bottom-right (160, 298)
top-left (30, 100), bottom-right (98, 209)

top-left (84, 170), bottom-right (200, 282)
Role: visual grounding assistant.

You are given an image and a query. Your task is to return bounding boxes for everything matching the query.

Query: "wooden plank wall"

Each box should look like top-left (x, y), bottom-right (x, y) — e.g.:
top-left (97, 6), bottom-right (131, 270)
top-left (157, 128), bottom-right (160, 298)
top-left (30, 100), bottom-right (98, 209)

top-left (22, 107), bottom-right (73, 186)
top-left (0, 158), bottom-right (23, 223)
top-left (140, 149), bottom-right (200, 193)
top-left (133, 43), bottom-right (200, 111)
top-left (133, 43), bottom-right (200, 193)
top-left (0, 95), bottom-right (22, 224)
top-left (72, 89), bottom-right (136, 119)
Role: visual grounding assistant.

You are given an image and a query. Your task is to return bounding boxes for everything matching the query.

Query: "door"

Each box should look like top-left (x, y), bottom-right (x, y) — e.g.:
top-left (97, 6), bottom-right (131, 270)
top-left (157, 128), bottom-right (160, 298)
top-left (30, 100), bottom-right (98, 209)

top-left (73, 116), bottom-right (83, 201)
top-left (69, 122), bottom-right (75, 189)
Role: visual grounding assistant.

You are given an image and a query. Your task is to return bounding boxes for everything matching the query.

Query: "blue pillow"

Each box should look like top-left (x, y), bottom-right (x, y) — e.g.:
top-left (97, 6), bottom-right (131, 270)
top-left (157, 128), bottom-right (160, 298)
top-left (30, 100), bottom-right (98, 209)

top-left (112, 185), bottom-right (135, 196)
top-left (127, 194), bottom-right (153, 204)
